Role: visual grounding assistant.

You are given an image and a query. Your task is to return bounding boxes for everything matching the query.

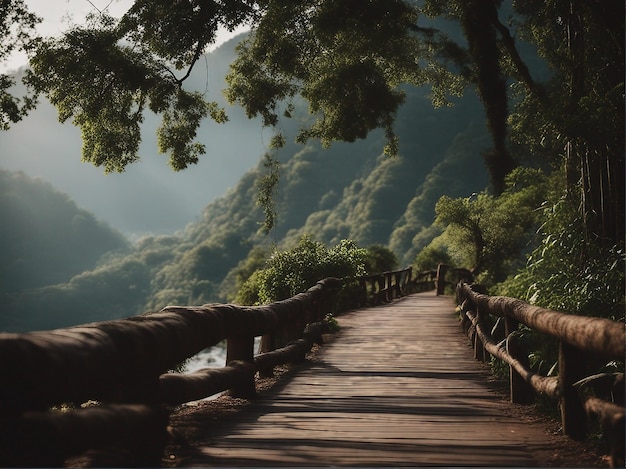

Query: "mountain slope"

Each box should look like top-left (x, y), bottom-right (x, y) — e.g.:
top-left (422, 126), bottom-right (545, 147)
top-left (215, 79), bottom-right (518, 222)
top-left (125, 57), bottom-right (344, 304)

top-left (1, 35), bottom-right (492, 332)
top-left (0, 36), bottom-right (266, 236)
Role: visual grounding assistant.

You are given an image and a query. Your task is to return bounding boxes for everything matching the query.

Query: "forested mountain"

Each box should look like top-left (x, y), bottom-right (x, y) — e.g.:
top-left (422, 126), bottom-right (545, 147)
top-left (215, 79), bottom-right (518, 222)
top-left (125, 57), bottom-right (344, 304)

top-left (0, 170), bottom-right (129, 330)
top-left (1, 36), bottom-right (490, 332)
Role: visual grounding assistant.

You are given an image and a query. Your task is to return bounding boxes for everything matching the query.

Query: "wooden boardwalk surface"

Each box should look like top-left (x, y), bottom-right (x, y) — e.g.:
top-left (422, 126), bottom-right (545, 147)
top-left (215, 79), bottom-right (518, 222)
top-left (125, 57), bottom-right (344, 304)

top-left (170, 292), bottom-right (561, 467)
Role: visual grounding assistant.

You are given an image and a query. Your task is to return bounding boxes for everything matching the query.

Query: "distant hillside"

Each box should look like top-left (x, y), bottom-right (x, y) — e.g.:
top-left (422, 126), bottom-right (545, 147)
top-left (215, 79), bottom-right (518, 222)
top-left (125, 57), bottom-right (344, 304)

top-left (0, 36), bottom-right (265, 236)
top-left (148, 83), bottom-right (491, 307)
top-left (1, 34), bottom-right (492, 332)
top-left (0, 170), bottom-right (129, 330)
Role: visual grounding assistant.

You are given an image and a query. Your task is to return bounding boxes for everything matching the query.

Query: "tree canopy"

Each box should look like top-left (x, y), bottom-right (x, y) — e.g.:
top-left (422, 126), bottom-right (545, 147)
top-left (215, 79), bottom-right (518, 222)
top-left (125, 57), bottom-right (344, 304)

top-left (3, 0), bottom-right (624, 246)
top-left (0, 0), bottom-right (39, 130)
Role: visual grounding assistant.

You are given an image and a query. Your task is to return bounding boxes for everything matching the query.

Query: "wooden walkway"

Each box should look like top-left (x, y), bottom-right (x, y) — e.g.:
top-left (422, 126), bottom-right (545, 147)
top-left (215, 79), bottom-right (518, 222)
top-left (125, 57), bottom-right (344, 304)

top-left (170, 292), bottom-right (560, 467)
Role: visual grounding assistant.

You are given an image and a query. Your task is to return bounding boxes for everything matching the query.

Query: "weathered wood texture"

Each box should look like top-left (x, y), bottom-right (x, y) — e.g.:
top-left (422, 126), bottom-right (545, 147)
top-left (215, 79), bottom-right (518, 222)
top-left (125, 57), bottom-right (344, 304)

top-left (457, 283), bottom-right (624, 360)
top-left (0, 278), bottom-right (341, 415)
top-left (457, 282), bottom-right (625, 467)
top-left (171, 292), bottom-right (561, 467)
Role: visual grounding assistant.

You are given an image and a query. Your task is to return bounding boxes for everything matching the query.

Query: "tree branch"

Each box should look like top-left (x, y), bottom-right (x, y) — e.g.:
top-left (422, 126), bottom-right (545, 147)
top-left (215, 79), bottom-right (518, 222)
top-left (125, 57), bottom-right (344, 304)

top-left (177, 39), bottom-right (207, 86)
top-left (489, 14), bottom-right (536, 93)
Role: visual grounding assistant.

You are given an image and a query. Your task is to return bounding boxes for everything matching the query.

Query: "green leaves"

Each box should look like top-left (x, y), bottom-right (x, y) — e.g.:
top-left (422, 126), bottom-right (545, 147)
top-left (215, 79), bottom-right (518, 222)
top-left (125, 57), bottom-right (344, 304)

top-left (25, 12), bottom-right (230, 173)
top-left (256, 153), bottom-right (281, 234)
top-left (239, 235), bottom-right (367, 304)
top-left (432, 168), bottom-right (548, 283)
top-left (157, 91), bottom-right (224, 171)
top-left (226, 0), bottom-right (428, 157)
top-left (0, 0), bottom-right (41, 130)
top-left (505, 196), bottom-right (625, 320)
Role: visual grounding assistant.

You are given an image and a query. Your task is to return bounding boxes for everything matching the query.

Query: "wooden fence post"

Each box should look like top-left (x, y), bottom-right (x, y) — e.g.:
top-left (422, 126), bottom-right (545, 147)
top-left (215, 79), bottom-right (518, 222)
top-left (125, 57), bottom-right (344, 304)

top-left (358, 278), bottom-right (366, 306)
top-left (559, 341), bottom-right (587, 439)
top-left (226, 335), bottom-right (256, 398)
top-left (472, 307), bottom-right (487, 362)
top-left (473, 328), bottom-right (486, 362)
top-left (406, 267), bottom-right (413, 294)
top-left (505, 317), bottom-right (534, 404)
top-left (435, 264), bottom-right (448, 296)
top-left (506, 334), bottom-right (534, 404)
top-left (459, 299), bottom-right (472, 336)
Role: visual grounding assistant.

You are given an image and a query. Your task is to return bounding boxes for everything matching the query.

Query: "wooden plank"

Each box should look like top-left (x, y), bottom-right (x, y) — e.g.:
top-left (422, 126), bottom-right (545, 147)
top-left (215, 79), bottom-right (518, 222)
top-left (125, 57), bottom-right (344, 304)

top-left (167, 292), bottom-right (567, 467)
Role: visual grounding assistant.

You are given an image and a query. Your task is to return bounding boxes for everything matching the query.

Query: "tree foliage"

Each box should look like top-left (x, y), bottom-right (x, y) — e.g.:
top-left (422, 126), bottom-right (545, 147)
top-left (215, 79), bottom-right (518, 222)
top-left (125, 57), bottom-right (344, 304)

top-left (5, 0), bottom-right (623, 247)
top-left (236, 235), bottom-right (367, 305)
top-left (225, 0), bottom-right (435, 156)
top-left (21, 1), bottom-right (464, 171)
top-left (0, 0), bottom-right (40, 130)
top-left (363, 244), bottom-right (398, 274)
top-left (430, 168), bottom-right (548, 285)
top-left (508, 0), bottom-right (624, 247)
top-left (25, 12), bottom-right (227, 173)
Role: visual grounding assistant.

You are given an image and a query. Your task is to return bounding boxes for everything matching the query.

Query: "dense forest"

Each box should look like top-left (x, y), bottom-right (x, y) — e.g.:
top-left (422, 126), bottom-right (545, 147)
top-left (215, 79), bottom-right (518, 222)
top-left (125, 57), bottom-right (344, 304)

top-left (1, 0), bottom-right (623, 340)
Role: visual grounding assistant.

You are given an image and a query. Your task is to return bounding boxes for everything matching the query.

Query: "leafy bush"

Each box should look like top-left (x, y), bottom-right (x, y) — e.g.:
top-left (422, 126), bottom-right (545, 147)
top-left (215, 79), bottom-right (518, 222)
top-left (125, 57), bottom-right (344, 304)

top-left (364, 244), bottom-right (398, 274)
top-left (496, 196), bottom-right (625, 321)
top-left (413, 239), bottom-right (452, 271)
top-left (236, 235), bottom-right (367, 305)
top-left (421, 168), bottom-right (548, 287)
top-left (493, 180), bottom-right (625, 390)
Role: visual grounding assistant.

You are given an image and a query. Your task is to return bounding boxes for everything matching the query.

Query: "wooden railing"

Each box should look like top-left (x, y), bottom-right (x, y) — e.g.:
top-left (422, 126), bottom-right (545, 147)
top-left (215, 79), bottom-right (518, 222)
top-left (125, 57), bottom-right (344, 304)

top-left (457, 282), bottom-right (625, 467)
top-left (357, 266), bottom-right (439, 305)
top-left (0, 277), bottom-right (343, 467)
top-left (0, 267), bottom-right (420, 467)
top-left (434, 263), bottom-right (474, 295)
top-left (4, 268), bottom-right (620, 466)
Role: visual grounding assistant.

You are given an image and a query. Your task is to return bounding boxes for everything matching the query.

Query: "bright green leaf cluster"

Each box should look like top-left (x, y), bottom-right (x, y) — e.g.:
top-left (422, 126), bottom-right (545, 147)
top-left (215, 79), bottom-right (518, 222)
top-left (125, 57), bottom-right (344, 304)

top-left (0, 0), bottom-right (40, 130)
top-left (24, 13), bottom-right (228, 172)
top-left (237, 235), bottom-right (367, 304)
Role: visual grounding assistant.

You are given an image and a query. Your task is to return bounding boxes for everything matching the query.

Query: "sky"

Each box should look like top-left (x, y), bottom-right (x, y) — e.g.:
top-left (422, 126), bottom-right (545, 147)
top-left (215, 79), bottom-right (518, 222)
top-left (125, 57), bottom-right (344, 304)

top-left (3, 0), bottom-right (247, 72)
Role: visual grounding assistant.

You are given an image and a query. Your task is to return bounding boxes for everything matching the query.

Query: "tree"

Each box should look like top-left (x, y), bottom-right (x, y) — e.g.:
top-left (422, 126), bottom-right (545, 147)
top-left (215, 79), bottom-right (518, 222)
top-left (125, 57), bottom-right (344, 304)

top-left (19, 0), bottom-right (624, 247)
top-left (237, 235), bottom-right (367, 304)
top-left (364, 244), bottom-right (398, 274)
top-left (432, 168), bottom-right (548, 285)
top-left (21, 2), bottom-right (465, 170)
top-left (0, 0), bottom-right (40, 130)
top-left (509, 0), bottom-right (624, 248)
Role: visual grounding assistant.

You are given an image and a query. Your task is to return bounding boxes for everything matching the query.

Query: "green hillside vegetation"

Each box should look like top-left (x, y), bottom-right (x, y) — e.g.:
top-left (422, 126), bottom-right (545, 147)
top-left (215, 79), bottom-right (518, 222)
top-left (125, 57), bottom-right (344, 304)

top-left (0, 78), bottom-right (490, 332)
top-left (2, 1), bottom-right (622, 343)
top-left (0, 170), bottom-right (129, 330)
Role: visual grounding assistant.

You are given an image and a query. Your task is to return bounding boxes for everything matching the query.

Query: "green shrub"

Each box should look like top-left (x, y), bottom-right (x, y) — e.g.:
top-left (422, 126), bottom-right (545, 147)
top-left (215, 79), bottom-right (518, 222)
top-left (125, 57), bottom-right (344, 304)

top-left (496, 196), bottom-right (625, 321)
top-left (364, 244), bottom-right (398, 274)
top-left (413, 241), bottom-right (452, 271)
top-left (237, 235), bottom-right (367, 305)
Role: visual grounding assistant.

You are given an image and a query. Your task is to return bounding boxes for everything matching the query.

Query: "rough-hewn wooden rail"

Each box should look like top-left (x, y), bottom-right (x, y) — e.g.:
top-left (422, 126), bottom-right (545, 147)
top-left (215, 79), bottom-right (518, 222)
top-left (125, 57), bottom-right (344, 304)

top-left (0, 267), bottom-right (418, 467)
top-left (358, 266), bottom-right (437, 305)
top-left (0, 277), bottom-right (347, 466)
top-left (457, 282), bottom-right (625, 467)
